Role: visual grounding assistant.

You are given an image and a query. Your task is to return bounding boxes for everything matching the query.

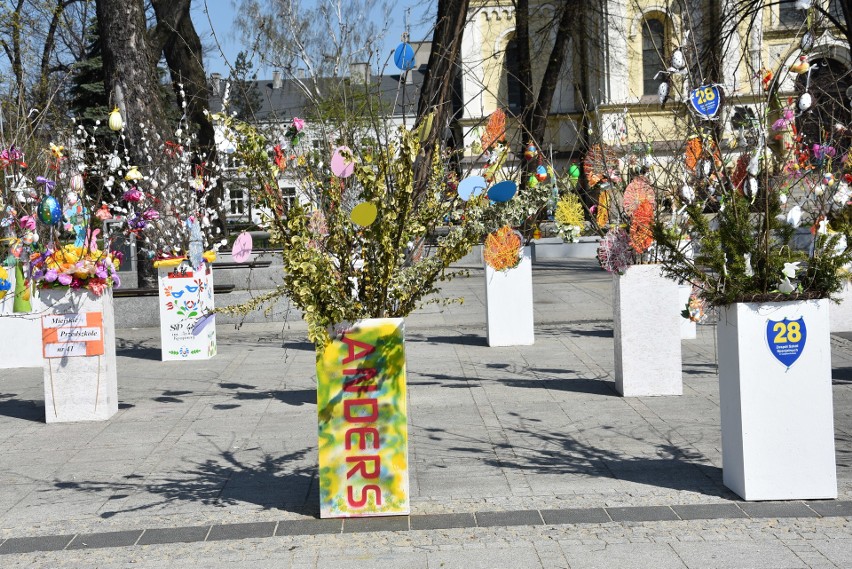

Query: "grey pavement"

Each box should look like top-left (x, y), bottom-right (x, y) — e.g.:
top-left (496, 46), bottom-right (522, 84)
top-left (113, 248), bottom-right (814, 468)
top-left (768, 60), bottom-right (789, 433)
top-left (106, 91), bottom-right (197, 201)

top-left (0, 258), bottom-right (851, 567)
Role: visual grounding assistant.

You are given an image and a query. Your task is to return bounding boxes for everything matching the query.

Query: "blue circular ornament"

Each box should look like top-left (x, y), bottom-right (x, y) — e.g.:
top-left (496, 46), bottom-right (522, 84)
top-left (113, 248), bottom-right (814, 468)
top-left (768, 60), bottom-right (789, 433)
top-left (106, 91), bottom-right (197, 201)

top-left (394, 42), bottom-right (416, 71)
top-left (37, 195), bottom-right (62, 226)
top-left (488, 180), bottom-right (518, 203)
top-left (457, 176), bottom-right (487, 201)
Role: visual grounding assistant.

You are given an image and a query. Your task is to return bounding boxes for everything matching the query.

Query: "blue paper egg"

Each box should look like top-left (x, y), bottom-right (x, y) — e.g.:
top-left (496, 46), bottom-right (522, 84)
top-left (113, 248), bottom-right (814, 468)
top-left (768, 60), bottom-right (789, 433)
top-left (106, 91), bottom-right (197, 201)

top-left (457, 176), bottom-right (487, 201)
top-left (488, 180), bottom-right (518, 202)
top-left (394, 42), bottom-right (416, 71)
top-left (37, 195), bottom-right (62, 226)
top-left (535, 165), bottom-right (548, 182)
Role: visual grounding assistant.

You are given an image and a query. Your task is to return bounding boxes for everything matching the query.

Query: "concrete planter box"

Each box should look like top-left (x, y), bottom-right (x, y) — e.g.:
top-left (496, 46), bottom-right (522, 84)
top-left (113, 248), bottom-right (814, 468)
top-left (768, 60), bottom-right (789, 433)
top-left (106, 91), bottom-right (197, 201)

top-left (717, 299), bottom-right (836, 500)
top-left (830, 280), bottom-right (852, 332)
top-left (40, 287), bottom-right (118, 423)
top-left (613, 264), bottom-right (682, 396)
top-left (0, 268), bottom-right (43, 369)
top-left (158, 261), bottom-right (217, 361)
top-left (531, 236), bottom-right (601, 262)
top-left (485, 246), bottom-right (534, 346)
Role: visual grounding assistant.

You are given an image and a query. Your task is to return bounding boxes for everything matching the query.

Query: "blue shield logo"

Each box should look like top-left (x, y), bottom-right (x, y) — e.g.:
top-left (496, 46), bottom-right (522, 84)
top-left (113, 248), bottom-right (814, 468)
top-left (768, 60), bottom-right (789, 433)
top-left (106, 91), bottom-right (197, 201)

top-left (766, 317), bottom-right (807, 368)
top-left (689, 85), bottom-right (722, 119)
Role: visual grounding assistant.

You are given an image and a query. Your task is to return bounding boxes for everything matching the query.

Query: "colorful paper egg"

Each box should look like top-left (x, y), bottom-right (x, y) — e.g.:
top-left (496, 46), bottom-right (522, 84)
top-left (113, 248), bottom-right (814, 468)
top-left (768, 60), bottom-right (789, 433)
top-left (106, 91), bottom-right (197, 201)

top-left (109, 107), bottom-right (123, 131)
top-left (70, 173), bottom-right (84, 192)
top-left (37, 195), bottom-right (62, 225)
top-left (799, 92), bottom-right (812, 111)
top-left (568, 163), bottom-right (581, 180)
top-left (535, 165), bottom-right (548, 182)
top-left (488, 180), bottom-right (518, 202)
top-left (523, 144), bottom-right (538, 161)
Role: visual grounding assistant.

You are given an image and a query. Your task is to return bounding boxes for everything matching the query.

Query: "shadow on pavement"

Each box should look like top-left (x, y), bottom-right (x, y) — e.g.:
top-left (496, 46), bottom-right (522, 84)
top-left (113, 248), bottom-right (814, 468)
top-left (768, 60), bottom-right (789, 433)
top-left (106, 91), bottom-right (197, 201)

top-left (0, 394), bottom-right (43, 422)
top-left (54, 447), bottom-right (319, 517)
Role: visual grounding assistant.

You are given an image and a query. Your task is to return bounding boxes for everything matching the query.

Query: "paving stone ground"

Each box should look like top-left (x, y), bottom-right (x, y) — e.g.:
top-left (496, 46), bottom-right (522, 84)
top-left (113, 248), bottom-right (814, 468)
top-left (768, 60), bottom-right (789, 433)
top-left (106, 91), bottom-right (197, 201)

top-left (0, 258), bottom-right (850, 567)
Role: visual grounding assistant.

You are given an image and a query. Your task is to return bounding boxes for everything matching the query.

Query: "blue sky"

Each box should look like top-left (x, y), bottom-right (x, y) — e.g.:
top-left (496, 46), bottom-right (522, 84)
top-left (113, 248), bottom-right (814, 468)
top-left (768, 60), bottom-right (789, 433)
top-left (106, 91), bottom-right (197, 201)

top-left (192, 0), bottom-right (434, 77)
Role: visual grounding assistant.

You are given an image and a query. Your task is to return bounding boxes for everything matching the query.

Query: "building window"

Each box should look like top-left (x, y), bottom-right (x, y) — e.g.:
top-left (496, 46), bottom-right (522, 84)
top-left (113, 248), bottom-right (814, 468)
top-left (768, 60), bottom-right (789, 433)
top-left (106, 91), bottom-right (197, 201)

top-left (280, 185), bottom-right (297, 210)
top-left (504, 36), bottom-right (524, 114)
top-left (642, 18), bottom-right (665, 96)
top-left (830, 0), bottom-right (846, 23)
top-left (229, 186), bottom-right (247, 216)
top-left (779, 2), bottom-right (806, 26)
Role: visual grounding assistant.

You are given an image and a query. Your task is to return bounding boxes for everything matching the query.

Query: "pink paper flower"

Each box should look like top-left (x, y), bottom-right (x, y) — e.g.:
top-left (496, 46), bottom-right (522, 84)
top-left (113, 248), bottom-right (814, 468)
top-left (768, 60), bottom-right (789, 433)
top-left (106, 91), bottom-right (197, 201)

top-left (292, 117), bottom-right (305, 132)
top-left (122, 188), bottom-right (143, 202)
top-left (19, 215), bottom-right (36, 230)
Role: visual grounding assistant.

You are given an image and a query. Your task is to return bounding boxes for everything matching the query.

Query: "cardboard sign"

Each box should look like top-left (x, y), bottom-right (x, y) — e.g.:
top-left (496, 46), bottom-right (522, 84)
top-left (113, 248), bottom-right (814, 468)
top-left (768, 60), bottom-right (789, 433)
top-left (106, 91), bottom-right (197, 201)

top-left (42, 312), bottom-right (104, 358)
top-left (766, 317), bottom-right (807, 368)
top-left (316, 318), bottom-right (409, 518)
top-left (689, 85), bottom-right (722, 119)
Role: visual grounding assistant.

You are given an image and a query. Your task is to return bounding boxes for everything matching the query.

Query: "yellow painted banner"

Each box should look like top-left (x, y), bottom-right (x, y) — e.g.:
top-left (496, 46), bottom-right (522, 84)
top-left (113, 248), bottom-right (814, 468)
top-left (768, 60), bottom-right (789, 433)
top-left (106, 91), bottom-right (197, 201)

top-left (316, 318), bottom-right (409, 518)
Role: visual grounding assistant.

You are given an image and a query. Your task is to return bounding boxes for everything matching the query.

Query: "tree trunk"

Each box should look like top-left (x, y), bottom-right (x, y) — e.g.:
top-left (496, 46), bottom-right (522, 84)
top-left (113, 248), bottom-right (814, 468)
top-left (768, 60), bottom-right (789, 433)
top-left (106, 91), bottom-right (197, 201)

top-left (414, 0), bottom-right (470, 197)
top-left (150, 0), bottom-right (226, 240)
top-left (96, 0), bottom-right (169, 288)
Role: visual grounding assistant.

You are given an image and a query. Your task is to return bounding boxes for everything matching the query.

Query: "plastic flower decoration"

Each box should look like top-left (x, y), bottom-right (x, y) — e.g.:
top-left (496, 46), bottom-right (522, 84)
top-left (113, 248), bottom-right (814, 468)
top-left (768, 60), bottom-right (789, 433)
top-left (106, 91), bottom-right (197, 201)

top-left (30, 244), bottom-right (121, 296)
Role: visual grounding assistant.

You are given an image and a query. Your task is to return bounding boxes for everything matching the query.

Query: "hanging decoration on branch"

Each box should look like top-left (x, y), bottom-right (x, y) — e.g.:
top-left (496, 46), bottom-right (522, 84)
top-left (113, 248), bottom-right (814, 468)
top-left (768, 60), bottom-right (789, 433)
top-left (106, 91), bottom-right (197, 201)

top-left (688, 85), bottom-right (722, 120)
top-left (483, 225), bottom-right (522, 271)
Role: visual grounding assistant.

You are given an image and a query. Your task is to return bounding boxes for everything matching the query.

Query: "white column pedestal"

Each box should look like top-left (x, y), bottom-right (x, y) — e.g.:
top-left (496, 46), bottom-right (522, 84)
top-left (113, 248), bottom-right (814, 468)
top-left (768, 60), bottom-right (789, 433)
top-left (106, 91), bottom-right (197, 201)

top-left (613, 264), bottom-right (682, 396)
top-left (485, 247), bottom-right (534, 347)
top-left (717, 299), bottom-right (837, 500)
top-left (41, 288), bottom-right (118, 423)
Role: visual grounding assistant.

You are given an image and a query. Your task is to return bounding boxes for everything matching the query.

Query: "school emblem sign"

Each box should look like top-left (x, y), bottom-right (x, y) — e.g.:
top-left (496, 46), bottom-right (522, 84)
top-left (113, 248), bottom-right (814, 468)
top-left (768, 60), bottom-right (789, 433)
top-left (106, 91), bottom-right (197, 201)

top-left (689, 84), bottom-right (722, 119)
top-left (766, 317), bottom-right (807, 368)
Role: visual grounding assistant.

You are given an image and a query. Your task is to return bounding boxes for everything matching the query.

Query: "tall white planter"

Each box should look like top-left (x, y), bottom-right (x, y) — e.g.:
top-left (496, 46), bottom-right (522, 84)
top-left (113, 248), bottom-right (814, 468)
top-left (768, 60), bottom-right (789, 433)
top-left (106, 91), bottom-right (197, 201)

top-left (613, 264), bottom-right (682, 396)
top-left (40, 287), bottom-right (118, 423)
top-left (158, 261), bottom-right (217, 361)
top-left (485, 246), bottom-right (534, 346)
top-left (717, 299), bottom-right (837, 500)
top-left (0, 268), bottom-right (42, 368)
top-left (829, 280), bottom-right (852, 332)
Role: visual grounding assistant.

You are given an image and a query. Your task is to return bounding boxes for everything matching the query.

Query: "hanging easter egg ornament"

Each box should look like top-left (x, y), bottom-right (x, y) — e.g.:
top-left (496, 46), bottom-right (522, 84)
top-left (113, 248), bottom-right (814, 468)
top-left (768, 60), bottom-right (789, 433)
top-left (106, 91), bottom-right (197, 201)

top-left (351, 202), bottom-right (378, 227)
top-left (393, 42), bottom-right (416, 71)
top-left (528, 175), bottom-right (539, 188)
top-left (37, 195), bottom-right (62, 226)
top-left (688, 84), bottom-right (722, 119)
top-left (535, 165), bottom-right (548, 182)
top-left (108, 107), bottom-right (123, 131)
top-left (232, 231), bottom-right (253, 263)
top-left (523, 143), bottom-right (538, 161)
top-left (671, 49), bottom-right (685, 70)
top-left (801, 31), bottom-right (814, 51)
top-left (658, 81), bottom-right (670, 107)
top-left (568, 163), bottom-right (581, 181)
top-left (70, 173), bottom-right (84, 192)
top-left (330, 146), bottom-right (355, 178)
top-left (457, 175), bottom-right (487, 201)
top-left (798, 92), bottom-right (812, 111)
top-left (488, 180), bottom-right (518, 203)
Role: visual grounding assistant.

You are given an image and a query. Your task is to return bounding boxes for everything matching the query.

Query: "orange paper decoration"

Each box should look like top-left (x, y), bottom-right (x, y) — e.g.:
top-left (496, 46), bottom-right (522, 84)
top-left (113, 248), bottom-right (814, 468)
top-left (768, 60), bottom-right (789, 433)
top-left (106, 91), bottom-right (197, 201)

top-left (623, 177), bottom-right (654, 214)
top-left (481, 109), bottom-right (507, 152)
top-left (629, 200), bottom-right (654, 253)
top-left (483, 225), bottom-right (522, 271)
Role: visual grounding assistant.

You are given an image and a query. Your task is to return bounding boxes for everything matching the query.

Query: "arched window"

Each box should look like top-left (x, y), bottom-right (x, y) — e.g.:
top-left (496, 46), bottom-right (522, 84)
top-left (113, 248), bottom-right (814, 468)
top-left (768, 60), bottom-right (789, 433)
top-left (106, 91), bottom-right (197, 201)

top-left (642, 18), bottom-right (665, 96)
top-left (505, 36), bottom-right (524, 114)
top-left (796, 58), bottom-right (852, 153)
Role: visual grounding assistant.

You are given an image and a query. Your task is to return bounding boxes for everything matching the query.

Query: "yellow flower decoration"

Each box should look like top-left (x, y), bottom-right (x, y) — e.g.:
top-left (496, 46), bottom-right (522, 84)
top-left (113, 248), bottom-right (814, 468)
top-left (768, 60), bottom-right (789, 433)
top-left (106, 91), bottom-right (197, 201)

top-left (49, 143), bottom-right (64, 159)
top-left (555, 193), bottom-right (584, 228)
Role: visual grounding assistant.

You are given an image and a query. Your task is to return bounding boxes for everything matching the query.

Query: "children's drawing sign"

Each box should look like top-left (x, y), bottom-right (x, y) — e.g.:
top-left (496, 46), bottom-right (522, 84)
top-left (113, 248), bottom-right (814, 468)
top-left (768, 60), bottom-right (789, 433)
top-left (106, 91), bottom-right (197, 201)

top-left (42, 312), bottom-right (104, 358)
top-left (689, 84), bottom-right (722, 119)
top-left (766, 317), bottom-right (807, 368)
top-left (158, 261), bottom-right (217, 361)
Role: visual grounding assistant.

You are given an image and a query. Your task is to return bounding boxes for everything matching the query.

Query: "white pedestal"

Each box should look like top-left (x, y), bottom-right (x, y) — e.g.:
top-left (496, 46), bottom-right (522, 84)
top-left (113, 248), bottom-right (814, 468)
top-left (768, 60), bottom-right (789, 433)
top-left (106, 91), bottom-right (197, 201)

top-left (829, 280), bottom-right (852, 332)
top-left (717, 299), bottom-right (837, 500)
top-left (485, 246), bottom-right (534, 346)
top-left (679, 285), bottom-right (696, 339)
top-left (0, 269), bottom-right (43, 369)
top-left (158, 262), bottom-right (217, 361)
top-left (613, 264), bottom-right (682, 396)
top-left (40, 288), bottom-right (118, 423)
